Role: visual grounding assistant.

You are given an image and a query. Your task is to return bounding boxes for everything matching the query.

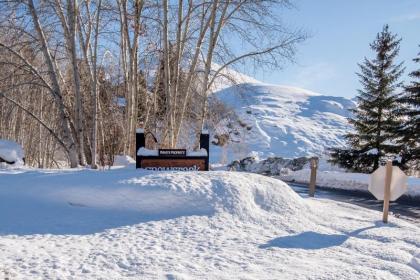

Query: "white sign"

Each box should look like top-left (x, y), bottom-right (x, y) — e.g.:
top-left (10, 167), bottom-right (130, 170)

top-left (369, 165), bottom-right (407, 201)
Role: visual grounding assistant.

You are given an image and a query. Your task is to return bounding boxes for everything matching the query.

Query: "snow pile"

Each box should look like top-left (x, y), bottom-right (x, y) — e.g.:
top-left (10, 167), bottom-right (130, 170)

top-left (279, 168), bottom-right (420, 198)
top-left (0, 139), bottom-right (24, 166)
top-left (123, 172), bottom-right (310, 222)
top-left (0, 168), bottom-right (419, 279)
top-left (113, 155), bottom-right (136, 167)
top-left (0, 170), bottom-right (310, 235)
top-left (211, 82), bottom-right (355, 163)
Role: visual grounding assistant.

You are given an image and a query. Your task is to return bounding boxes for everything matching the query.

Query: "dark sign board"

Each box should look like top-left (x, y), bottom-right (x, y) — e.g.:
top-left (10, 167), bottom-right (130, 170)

top-left (136, 130), bottom-right (209, 171)
top-left (158, 149), bottom-right (186, 157)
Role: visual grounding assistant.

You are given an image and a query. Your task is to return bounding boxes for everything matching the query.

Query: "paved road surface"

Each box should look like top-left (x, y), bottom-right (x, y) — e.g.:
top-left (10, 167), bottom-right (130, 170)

top-left (287, 182), bottom-right (420, 226)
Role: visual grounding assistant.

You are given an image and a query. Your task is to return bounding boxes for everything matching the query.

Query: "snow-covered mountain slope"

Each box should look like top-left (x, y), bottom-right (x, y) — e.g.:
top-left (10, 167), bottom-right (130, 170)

top-left (208, 63), bottom-right (262, 92)
top-left (0, 167), bottom-right (419, 279)
top-left (210, 82), bottom-right (356, 163)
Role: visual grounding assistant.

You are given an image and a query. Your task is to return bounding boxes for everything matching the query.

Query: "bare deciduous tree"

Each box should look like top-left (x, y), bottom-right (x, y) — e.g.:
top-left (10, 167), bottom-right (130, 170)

top-left (0, 0), bottom-right (305, 167)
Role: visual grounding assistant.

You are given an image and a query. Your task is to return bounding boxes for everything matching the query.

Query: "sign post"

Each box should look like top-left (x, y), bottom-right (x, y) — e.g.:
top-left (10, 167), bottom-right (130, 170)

top-left (368, 161), bottom-right (407, 223)
top-left (309, 157), bottom-right (318, 197)
top-left (382, 161), bottom-right (393, 223)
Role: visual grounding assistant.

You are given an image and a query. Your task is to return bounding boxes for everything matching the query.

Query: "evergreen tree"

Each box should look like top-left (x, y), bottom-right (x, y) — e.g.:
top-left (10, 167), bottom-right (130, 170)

top-left (330, 25), bottom-right (404, 172)
top-left (396, 47), bottom-right (420, 169)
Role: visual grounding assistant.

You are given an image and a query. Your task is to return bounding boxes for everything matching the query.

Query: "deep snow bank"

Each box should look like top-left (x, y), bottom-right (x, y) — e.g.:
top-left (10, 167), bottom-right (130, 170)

top-left (1, 168), bottom-right (419, 279)
top-left (0, 169), bottom-right (309, 235)
top-left (125, 172), bottom-right (310, 220)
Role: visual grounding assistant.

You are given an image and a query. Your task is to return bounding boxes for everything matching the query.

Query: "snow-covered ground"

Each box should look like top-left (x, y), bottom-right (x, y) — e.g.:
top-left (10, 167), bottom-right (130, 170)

top-left (0, 167), bottom-right (419, 279)
top-left (211, 82), bottom-right (355, 163)
top-left (279, 167), bottom-right (420, 199)
top-left (226, 156), bottom-right (420, 199)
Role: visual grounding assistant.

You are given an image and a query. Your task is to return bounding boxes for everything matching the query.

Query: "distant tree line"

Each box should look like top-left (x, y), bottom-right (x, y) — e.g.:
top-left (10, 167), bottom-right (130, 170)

top-left (330, 25), bottom-right (419, 173)
top-left (0, 0), bottom-right (305, 168)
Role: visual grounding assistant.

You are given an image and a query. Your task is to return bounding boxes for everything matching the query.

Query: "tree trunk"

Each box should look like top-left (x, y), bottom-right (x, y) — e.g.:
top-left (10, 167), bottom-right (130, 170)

top-left (28, 0), bottom-right (79, 168)
top-left (68, 0), bottom-right (86, 165)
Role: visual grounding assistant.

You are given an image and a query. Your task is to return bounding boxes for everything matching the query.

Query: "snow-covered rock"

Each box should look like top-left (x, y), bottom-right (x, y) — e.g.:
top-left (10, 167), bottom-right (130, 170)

top-left (0, 139), bottom-right (24, 166)
top-left (211, 82), bottom-right (355, 163)
top-left (228, 156), bottom-right (309, 175)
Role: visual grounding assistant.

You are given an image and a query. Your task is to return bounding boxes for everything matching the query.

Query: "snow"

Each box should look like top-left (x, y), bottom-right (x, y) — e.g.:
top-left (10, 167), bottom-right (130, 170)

top-left (0, 139), bottom-right (24, 166)
top-left (113, 155), bottom-right (136, 167)
top-left (279, 168), bottom-right (420, 199)
top-left (186, 148), bottom-right (208, 157)
top-left (211, 82), bottom-right (356, 163)
top-left (137, 147), bottom-right (158, 156)
top-left (208, 62), bottom-right (263, 93)
top-left (0, 167), bottom-right (419, 279)
top-left (227, 156), bottom-right (419, 198)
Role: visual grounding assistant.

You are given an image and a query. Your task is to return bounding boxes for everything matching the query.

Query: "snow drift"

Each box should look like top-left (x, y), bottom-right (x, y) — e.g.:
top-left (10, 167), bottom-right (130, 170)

top-left (0, 169), bottom-right (309, 235)
top-left (0, 168), bottom-right (419, 279)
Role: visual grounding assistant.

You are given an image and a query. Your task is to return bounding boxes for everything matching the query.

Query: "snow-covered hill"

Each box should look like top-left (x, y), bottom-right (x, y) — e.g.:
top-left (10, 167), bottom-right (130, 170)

top-left (210, 80), bottom-right (356, 163)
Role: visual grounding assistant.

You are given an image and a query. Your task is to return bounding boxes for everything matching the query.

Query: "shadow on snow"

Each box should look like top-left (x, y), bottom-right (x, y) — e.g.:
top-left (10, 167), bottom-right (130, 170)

top-left (0, 168), bottom-right (214, 236)
top-left (259, 222), bottom-right (398, 250)
top-left (0, 193), bottom-right (214, 236)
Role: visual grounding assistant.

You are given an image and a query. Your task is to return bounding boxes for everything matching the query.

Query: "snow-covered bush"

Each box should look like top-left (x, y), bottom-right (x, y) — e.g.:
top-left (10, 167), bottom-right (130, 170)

top-left (112, 155), bottom-right (136, 167)
top-left (0, 139), bottom-right (25, 167)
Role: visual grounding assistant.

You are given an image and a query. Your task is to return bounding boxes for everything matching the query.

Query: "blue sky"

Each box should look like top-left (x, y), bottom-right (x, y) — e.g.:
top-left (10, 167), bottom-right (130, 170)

top-left (253, 0), bottom-right (420, 98)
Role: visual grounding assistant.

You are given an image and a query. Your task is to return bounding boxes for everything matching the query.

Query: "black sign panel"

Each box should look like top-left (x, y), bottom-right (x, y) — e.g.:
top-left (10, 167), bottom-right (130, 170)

top-left (158, 149), bottom-right (187, 157)
top-left (136, 131), bottom-right (209, 170)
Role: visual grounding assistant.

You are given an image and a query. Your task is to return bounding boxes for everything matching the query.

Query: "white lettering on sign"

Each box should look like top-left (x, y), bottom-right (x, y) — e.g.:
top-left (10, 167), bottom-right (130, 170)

top-left (145, 165), bottom-right (200, 171)
top-left (158, 149), bottom-right (187, 157)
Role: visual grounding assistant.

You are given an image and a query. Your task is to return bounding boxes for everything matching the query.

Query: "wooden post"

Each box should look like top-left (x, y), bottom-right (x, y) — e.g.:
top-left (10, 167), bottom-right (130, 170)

top-left (309, 157), bottom-right (318, 197)
top-left (200, 131), bottom-right (210, 171)
top-left (136, 129), bottom-right (145, 169)
top-left (382, 161), bottom-right (393, 223)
